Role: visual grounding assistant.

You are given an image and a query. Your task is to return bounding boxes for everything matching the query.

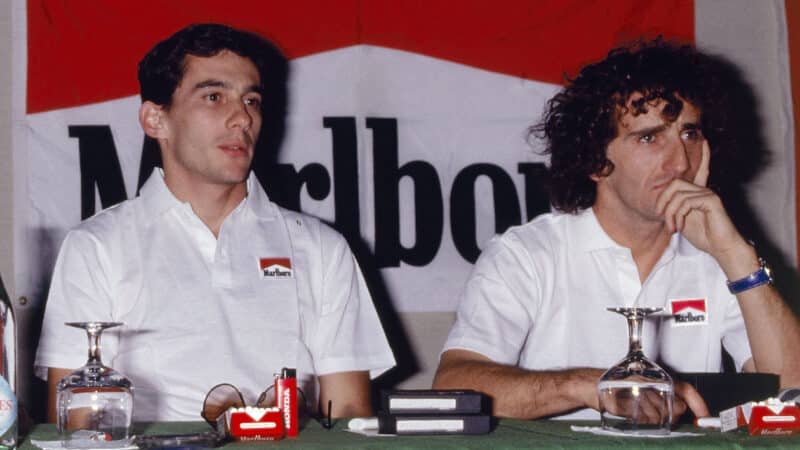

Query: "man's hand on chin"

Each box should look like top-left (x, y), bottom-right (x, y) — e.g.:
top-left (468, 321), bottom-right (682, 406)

top-left (656, 141), bottom-right (746, 262)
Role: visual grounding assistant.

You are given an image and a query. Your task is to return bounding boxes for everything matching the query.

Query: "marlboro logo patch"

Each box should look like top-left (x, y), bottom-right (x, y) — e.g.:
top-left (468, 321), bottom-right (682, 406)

top-left (259, 258), bottom-right (293, 278)
top-left (670, 298), bottom-right (708, 326)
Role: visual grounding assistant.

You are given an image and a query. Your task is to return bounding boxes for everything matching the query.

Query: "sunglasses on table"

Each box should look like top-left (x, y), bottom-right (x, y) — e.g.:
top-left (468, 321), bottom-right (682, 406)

top-left (201, 383), bottom-right (334, 429)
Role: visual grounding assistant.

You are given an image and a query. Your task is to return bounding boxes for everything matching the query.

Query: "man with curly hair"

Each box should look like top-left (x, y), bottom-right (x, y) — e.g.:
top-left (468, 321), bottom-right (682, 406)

top-left (434, 39), bottom-right (800, 422)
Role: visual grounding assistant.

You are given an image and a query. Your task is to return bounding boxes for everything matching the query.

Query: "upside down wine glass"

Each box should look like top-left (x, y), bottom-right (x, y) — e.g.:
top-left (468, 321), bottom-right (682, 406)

top-left (56, 322), bottom-right (134, 446)
top-left (597, 307), bottom-right (674, 435)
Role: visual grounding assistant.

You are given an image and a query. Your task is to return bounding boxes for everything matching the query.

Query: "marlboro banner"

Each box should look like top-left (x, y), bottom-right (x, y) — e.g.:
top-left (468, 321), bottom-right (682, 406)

top-left (16, 0), bottom-right (797, 315)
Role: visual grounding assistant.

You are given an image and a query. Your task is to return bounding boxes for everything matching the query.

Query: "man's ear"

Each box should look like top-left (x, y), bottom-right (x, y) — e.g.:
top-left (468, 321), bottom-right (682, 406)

top-left (589, 160), bottom-right (614, 182)
top-left (139, 101), bottom-right (167, 139)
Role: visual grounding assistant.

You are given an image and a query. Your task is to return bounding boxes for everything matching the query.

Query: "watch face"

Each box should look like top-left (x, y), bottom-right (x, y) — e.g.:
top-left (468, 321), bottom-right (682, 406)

top-left (759, 258), bottom-right (774, 283)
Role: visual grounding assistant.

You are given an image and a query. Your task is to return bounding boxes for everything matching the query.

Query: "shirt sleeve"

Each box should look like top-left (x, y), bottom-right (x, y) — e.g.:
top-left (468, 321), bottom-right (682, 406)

top-left (442, 233), bottom-right (537, 365)
top-left (308, 224), bottom-right (396, 378)
top-left (34, 228), bottom-right (120, 379)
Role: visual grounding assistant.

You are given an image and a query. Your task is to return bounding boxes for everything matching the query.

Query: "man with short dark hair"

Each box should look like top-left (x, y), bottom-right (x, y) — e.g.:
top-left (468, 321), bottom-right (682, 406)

top-left (36, 23), bottom-right (395, 421)
top-left (433, 39), bottom-right (800, 421)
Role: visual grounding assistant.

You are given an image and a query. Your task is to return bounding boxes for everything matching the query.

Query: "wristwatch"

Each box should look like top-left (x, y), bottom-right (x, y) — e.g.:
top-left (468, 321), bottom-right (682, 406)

top-left (726, 257), bottom-right (773, 294)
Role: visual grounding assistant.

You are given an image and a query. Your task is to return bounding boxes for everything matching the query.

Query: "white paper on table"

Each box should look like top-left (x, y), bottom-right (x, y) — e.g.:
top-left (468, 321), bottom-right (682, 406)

top-left (31, 435), bottom-right (138, 450)
top-left (344, 428), bottom-right (396, 437)
top-left (345, 417), bottom-right (395, 437)
top-left (571, 425), bottom-right (703, 438)
top-left (31, 440), bottom-right (138, 450)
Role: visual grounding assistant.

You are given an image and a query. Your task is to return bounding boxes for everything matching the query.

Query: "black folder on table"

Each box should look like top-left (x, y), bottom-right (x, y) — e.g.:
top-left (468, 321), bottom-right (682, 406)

top-left (378, 412), bottom-right (491, 435)
top-left (380, 389), bottom-right (486, 415)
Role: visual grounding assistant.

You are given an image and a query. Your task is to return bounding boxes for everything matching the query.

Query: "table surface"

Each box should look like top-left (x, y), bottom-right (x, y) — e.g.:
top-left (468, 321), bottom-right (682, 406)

top-left (21, 419), bottom-right (800, 449)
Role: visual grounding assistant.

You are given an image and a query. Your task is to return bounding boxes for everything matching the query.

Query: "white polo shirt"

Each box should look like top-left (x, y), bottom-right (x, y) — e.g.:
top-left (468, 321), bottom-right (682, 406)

top-left (36, 171), bottom-right (395, 421)
top-left (444, 208), bottom-right (751, 417)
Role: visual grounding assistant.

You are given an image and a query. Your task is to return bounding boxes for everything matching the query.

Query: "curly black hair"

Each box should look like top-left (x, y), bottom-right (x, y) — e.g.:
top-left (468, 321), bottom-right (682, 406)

top-left (531, 38), bottom-right (734, 213)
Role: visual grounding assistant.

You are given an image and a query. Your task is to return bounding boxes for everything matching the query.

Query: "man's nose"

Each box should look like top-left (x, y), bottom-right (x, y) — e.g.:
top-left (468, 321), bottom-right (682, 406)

top-left (227, 101), bottom-right (253, 130)
top-left (665, 135), bottom-right (690, 175)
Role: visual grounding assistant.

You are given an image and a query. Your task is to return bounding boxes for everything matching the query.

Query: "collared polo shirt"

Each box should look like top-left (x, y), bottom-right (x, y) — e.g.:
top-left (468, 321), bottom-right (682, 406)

top-left (36, 171), bottom-right (395, 420)
top-left (444, 208), bottom-right (751, 416)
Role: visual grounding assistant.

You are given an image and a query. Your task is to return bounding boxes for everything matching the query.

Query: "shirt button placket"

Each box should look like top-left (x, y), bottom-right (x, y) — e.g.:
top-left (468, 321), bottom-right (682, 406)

top-left (615, 249), bottom-right (641, 307)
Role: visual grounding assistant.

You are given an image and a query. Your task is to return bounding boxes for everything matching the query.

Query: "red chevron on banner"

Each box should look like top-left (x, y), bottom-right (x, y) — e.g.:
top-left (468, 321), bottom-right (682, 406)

top-left (27, 0), bottom-right (693, 114)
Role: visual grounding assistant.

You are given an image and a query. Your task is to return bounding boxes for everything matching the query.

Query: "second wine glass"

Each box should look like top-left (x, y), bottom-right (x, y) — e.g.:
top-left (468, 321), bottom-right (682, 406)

top-left (597, 307), bottom-right (673, 435)
top-left (56, 322), bottom-right (134, 446)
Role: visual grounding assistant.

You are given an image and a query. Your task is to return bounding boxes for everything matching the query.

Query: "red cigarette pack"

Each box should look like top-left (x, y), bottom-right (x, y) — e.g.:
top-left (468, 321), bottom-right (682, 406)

top-left (720, 398), bottom-right (800, 436)
top-left (223, 406), bottom-right (285, 441)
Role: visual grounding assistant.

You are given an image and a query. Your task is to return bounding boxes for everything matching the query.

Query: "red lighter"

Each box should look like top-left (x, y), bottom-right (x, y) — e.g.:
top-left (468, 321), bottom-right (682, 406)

top-left (275, 368), bottom-right (298, 437)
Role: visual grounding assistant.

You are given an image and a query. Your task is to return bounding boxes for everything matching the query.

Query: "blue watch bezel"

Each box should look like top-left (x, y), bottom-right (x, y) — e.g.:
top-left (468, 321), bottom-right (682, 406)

top-left (726, 258), bottom-right (773, 295)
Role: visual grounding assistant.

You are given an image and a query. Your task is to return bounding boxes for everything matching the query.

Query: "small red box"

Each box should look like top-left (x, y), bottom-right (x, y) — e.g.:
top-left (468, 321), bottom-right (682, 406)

top-left (720, 398), bottom-right (800, 436)
top-left (224, 406), bottom-right (285, 441)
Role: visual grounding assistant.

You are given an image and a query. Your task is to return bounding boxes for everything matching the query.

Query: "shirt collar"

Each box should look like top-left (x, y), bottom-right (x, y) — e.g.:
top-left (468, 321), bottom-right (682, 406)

top-left (242, 172), bottom-right (278, 221)
top-left (138, 169), bottom-right (183, 224)
top-left (571, 208), bottom-right (624, 252)
top-left (572, 207), bottom-right (699, 258)
top-left (138, 169), bottom-right (278, 224)
top-left (674, 232), bottom-right (702, 257)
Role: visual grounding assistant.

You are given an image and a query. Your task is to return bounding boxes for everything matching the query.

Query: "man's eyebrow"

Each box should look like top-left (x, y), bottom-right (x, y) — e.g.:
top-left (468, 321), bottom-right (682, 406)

top-left (681, 122), bottom-right (702, 131)
top-left (246, 84), bottom-right (264, 96)
top-left (192, 79), bottom-right (228, 91)
top-left (625, 124), bottom-right (667, 140)
top-left (191, 79), bottom-right (263, 95)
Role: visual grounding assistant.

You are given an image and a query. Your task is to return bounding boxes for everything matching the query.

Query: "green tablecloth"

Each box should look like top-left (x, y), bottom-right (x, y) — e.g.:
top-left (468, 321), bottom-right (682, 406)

top-left (21, 420), bottom-right (800, 449)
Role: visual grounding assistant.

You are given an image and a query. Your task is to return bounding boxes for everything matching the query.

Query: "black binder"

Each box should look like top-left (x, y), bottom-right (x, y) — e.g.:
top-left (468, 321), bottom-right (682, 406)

top-left (378, 412), bottom-right (491, 435)
top-left (380, 389), bottom-right (486, 414)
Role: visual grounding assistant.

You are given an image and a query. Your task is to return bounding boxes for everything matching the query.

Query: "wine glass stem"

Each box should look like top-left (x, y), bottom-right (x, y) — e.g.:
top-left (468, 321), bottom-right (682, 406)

top-left (627, 315), bottom-right (643, 354)
top-left (86, 328), bottom-right (104, 366)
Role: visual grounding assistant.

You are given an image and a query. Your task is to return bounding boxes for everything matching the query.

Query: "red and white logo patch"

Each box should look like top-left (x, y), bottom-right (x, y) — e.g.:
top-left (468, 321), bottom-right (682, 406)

top-left (670, 298), bottom-right (708, 326)
top-left (259, 257), bottom-right (293, 278)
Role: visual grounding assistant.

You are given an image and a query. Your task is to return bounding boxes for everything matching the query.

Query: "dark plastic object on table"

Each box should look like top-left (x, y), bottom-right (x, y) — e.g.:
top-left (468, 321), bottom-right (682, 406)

top-left (676, 372), bottom-right (779, 423)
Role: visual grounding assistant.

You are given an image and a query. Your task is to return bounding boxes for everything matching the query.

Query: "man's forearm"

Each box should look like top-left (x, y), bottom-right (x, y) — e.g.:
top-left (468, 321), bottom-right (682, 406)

top-left (433, 352), bottom-right (603, 419)
top-left (738, 285), bottom-right (800, 387)
top-left (47, 367), bottom-right (73, 423)
top-left (318, 371), bottom-right (373, 418)
top-left (714, 242), bottom-right (800, 386)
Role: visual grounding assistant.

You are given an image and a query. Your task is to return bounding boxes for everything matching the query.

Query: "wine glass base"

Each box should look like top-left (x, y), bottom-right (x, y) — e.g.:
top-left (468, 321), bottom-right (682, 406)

top-left (601, 414), bottom-right (671, 436)
top-left (60, 431), bottom-right (137, 449)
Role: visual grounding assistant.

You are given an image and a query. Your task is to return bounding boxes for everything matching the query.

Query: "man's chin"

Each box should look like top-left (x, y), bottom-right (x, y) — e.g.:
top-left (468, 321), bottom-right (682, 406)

top-left (213, 168), bottom-right (251, 187)
top-left (225, 163), bottom-right (253, 182)
top-left (639, 209), bottom-right (670, 227)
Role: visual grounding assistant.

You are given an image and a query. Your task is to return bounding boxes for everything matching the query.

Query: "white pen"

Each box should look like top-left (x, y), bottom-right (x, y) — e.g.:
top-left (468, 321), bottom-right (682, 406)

top-left (348, 417), bottom-right (379, 431)
top-left (695, 417), bottom-right (721, 428)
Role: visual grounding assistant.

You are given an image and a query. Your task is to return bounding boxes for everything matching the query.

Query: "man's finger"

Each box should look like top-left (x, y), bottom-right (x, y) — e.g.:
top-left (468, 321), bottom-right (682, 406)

top-left (639, 389), bottom-right (668, 424)
top-left (672, 395), bottom-right (687, 420)
top-left (675, 382), bottom-right (710, 418)
top-left (693, 140), bottom-right (710, 187)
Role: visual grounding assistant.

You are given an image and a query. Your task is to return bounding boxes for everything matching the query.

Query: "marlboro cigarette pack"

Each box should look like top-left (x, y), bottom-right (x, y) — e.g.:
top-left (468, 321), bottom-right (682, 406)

top-left (720, 398), bottom-right (800, 436)
top-left (222, 406), bottom-right (285, 441)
